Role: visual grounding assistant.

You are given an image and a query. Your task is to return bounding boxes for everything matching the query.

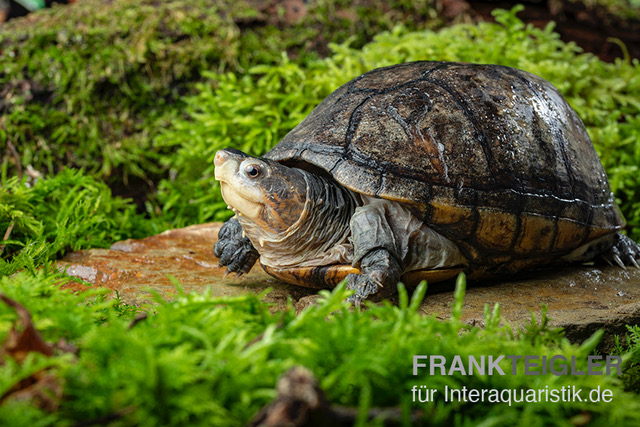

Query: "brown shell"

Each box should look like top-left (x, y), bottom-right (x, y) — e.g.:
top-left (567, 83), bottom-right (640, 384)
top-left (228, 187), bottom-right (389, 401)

top-left (265, 61), bottom-right (624, 270)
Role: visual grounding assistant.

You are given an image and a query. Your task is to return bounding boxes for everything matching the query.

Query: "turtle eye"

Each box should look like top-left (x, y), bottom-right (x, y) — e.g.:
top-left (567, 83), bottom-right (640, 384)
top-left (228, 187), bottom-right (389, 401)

top-left (244, 164), bottom-right (262, 179)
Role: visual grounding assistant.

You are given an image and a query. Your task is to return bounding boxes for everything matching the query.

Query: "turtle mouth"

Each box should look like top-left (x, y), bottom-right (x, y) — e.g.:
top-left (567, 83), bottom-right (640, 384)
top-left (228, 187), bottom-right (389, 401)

top-left (214, 149), bottom-right (265, 220)
top-left (219, 182), bottom-right (263, 220)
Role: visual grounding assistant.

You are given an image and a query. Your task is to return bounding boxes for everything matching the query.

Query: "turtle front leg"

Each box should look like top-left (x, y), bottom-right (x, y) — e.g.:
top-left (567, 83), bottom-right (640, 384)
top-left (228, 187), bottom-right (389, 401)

top-left (345, 204), bottom-right (403, 305)
top-left (214, 217), bottom-right (260, 276)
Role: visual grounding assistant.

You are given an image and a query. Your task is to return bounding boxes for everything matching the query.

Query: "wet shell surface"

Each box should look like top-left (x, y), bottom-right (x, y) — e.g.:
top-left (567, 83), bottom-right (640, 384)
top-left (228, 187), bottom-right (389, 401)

top-left (265, 61), bottom-right (624, 271)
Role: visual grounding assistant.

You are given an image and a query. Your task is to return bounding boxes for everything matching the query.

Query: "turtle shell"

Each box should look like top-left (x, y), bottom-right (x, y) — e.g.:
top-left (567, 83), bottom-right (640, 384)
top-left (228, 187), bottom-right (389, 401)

top-left (265, 61), bottom-right (624, 271)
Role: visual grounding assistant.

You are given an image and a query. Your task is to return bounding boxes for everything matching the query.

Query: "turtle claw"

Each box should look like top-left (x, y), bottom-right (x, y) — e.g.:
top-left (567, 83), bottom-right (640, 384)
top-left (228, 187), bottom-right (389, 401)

top-left (615, 234), bottom-right (640, 268)
top-left (599, 233), bottom-right (640, 269)
top-left (346, 293), bottom-right (363, 308)
top-left (221, 267), bottom-right (245, 281)
top-left (613, 253), bottom-right (626, 269)
top-left (214, 218), bottom-right (260, 275)
top-left (345, 273), bottom-right (383, 307)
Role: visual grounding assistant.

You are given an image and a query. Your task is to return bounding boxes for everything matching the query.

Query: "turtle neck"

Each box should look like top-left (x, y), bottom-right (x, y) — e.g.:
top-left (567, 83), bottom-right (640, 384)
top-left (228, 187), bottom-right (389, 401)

top-left (238, 170), bottom-right (357, 268)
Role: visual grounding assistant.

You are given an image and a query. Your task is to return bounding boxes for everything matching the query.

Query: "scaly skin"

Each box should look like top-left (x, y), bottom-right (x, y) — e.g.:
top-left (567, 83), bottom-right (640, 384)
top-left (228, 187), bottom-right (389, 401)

top-left (601, 234), bottom-right (640, 269)
top-left (346, 249), bottom-right (402, 305)
top-left (214, 148), bottom-right (412, 304)
top-left (214, 217), bottom-right (259, 276)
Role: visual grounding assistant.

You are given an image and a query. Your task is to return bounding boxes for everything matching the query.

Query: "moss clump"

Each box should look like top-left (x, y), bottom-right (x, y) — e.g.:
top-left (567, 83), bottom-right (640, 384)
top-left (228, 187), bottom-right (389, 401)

top-left (613, 324), bottom-right (640, 393)
top-left (1, 273), bottom-right (639, 426)
top-left (0, 169), bottom-right (155, 276)
top-left (0, 0), bottom-right (257, 183)
top-left (0, 0), bottom-right (448, 195)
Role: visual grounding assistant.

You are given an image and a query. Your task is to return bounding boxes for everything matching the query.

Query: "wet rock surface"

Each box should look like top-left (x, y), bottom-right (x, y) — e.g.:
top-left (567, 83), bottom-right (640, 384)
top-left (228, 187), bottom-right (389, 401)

top-left (58, 223), bottom-right (315, 308)
top-left (59, 223), bottom-right (640, 349)
top-left (421, 267), bottom-right (640, 350)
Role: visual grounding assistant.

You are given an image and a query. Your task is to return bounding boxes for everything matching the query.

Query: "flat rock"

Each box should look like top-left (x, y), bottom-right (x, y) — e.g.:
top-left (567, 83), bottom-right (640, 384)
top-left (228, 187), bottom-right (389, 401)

top-left (420, 267), bottom-right (640, 350)
top-left (58, 223), bottom-right (315, 309)
top-left (58, 223), bottom-right (640, 350)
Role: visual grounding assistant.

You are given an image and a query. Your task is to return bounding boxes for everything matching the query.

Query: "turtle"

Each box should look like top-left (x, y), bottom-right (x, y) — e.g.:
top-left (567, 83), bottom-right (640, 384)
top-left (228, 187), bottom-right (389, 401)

top-left (213, 61), bottom-right (640, 304)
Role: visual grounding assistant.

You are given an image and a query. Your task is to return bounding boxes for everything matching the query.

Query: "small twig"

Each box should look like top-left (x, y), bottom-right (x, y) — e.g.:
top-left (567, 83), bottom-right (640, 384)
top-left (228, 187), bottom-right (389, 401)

top-left (128, 313), bottom-right (148, 330)
top-left (250, 367), bottom-right (425, 427)
top-left (0, 123), bottom-right (22, 179)
top-left (0, 220), bottom-right (15, 256)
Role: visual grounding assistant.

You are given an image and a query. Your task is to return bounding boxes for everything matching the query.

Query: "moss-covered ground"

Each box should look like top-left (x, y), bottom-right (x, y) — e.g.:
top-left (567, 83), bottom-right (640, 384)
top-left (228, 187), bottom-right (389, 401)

top-left (569, 0), bottom-right (640, 20)
top-left (1, 1), bottom-right (640, 424)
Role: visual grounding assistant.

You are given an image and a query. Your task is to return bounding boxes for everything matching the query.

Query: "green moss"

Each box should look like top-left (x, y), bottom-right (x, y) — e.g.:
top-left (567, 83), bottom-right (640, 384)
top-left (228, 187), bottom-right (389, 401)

top-left (0, 0), bottom-right (255, 185)
top-left (613, 324), bottom-right (640, 393)
top-left (1, 273), bottom-right (639, 425)
top-left (0, 169), bottom-right (156, 276)
top-left (0, 0), bottom-right (446, 192)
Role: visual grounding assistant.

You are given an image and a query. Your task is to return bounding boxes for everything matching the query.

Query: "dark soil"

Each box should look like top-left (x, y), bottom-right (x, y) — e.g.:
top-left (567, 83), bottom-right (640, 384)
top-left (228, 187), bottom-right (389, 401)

top-left (469, 0), bottom-right (640, 62)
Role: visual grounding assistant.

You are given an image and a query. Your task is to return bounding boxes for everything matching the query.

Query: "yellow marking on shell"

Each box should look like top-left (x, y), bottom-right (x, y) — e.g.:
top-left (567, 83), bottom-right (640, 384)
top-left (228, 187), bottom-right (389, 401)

top-left (586, 226), bottom-right (615, 243)
top-left (262, 264), bottom-right (357, 289)
top-left (401, 268), bottom-right (462, 285)
top-left (262, 264), bottom-right (463, 289)
top-left (482, 254), bottom-right (514, 265)
top-left (476, 209), bottom-right (517, 250)
top-left (514, 214), bottom-right (554, 254)
top-left (553, 218), bottom-right (587, 251)
top-left (429, 201), bottom-right (473, 225)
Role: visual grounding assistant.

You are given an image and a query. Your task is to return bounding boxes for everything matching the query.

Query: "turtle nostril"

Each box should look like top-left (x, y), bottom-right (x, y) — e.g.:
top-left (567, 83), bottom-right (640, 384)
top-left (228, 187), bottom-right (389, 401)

top-left (214, 151), bottom-right (228, 167)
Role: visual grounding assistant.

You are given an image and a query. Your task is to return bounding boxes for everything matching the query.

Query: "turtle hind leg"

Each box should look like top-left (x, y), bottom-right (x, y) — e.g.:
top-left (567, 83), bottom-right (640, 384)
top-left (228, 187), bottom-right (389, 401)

top-left (598, 233), bottom-right (640, 269)
top-left (345, 202), bottom-right (404, 306)
top-left (346, 249), bottom-right (402, 306)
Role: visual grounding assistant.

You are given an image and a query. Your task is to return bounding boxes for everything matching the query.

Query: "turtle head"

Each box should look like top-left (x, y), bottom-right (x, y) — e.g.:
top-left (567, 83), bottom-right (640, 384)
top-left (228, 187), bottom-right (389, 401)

top-left (214, 149), bottom-right (308, 235)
